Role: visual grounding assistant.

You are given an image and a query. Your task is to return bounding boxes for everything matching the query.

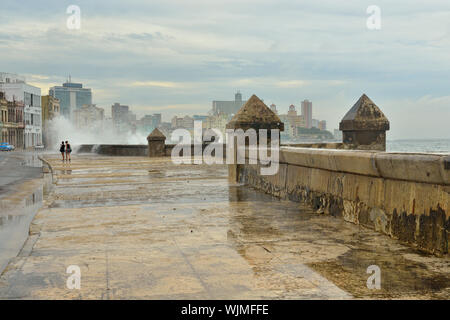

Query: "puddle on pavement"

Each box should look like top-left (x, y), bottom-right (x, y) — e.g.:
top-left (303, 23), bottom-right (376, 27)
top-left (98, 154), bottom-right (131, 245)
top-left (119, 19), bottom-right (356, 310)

top-left (20, 154), bottom-right (43, 168)
top-left (226, 184), bottom-right (450, 299)
top-left (308, 244), bottom-right (450, 299)
top-left (0, 171), bottom-right (52, 274)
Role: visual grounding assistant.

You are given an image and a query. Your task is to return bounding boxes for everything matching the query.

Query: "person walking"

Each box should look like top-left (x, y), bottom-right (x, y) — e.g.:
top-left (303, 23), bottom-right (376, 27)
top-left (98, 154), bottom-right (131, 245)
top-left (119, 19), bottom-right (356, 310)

top-left (59, 141), bottom-right (65, 161)
top-left (65, 140), bottom-right (72, 162)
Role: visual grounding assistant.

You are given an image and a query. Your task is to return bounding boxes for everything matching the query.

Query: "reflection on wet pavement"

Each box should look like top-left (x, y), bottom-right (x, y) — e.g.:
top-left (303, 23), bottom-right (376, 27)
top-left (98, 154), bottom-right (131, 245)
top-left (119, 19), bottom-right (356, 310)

top-left (0, 182), bottom-right (46, 274)
top-left (0, 154), bottom-right (448, 299)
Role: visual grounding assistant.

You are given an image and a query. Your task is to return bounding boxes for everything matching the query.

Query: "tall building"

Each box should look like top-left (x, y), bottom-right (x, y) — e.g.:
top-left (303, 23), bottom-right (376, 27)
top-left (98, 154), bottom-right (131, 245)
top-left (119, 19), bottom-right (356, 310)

top-left (49, 77), bottom-right (92, 119)
top-left (0, 72), bottom-right (41, 148)
top-left (212, 91), bottom-right (246, 115)
top-left (41, 95), bottom-right (60, 148)
top-left (152, 113), bottom-right (162, 128)
top-left (301, 99), bottom-right (312, 129)
top-left (111, 103), bottom-right (130, 134)
top-left (73, 104), bottom-right (104, 130)
top-left (137, 113), bottom-right (162, 135)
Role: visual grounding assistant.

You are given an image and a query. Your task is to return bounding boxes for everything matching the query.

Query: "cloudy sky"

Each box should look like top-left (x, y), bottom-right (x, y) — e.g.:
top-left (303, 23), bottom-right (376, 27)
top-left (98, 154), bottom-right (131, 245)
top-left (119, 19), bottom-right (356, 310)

top-left (1, 0), bottom-right (449, 139)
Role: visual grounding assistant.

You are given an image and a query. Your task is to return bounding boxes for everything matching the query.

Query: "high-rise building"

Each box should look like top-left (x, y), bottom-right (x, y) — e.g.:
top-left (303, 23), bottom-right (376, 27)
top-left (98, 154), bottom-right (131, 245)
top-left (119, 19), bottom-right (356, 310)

top-left (0, 72), bottom-right (41, 148)
top-left (152, 113), bottom-right (162, 128)
top-left (301, 99), bottom-right (312, 129)
top-left (73, 104), bottom-right (104, 130)
top-left (212, 91), bottom-right (246, 115)
top-left (49, 77), bottom-right (92, 119)
top-left (111, 102), bottom-right (130, 134)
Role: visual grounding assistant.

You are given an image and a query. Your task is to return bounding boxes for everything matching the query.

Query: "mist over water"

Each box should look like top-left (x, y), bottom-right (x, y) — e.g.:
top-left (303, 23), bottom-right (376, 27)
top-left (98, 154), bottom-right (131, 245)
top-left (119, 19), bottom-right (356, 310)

top-left (47, 117), bottom-right (147, 151)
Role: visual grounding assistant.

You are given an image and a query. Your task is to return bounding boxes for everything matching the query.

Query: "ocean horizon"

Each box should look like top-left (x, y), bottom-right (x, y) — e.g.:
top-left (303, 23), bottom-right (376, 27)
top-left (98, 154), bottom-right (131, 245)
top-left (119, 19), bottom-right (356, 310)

top-left (387, 139), bottom-right (450, 153)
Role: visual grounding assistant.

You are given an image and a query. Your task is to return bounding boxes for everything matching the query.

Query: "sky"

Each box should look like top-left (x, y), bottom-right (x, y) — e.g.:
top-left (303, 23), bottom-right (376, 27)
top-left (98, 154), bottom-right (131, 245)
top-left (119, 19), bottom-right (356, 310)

top-left (1, 0), bottom-right (449, 139)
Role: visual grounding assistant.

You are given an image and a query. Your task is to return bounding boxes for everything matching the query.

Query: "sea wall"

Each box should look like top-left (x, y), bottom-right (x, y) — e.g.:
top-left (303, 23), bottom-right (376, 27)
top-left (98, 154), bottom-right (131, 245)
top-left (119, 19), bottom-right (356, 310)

top-left (76, 143), bottom-right (227, 157)
top-left (234, 147), bottom-right (450, 255)
top-left (76, 144), bottom-right (148, 156)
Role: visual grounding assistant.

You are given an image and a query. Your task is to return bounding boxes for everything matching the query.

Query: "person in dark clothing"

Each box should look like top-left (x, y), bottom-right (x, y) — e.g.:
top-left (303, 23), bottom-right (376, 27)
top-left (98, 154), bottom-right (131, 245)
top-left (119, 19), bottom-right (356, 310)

top-left (59, 141), bottom-right (65, 161)
top-left (65, 141), bottom-right (72, 162)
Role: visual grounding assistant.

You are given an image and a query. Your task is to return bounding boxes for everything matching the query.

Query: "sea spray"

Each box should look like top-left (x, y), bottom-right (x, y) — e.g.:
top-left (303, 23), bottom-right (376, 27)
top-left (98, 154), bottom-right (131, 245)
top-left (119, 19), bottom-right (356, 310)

top-left (46, 116), bottom-right (147, 150)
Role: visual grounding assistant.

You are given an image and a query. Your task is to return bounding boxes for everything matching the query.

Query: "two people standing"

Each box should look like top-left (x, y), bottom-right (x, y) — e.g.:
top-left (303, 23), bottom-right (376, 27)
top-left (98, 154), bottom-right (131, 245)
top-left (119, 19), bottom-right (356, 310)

top-left (59, 141), bottom-right (72, 162)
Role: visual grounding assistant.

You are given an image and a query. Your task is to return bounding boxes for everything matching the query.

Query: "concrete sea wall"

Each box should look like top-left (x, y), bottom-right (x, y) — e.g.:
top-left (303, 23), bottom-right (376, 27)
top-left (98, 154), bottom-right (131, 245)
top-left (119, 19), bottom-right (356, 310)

top-left (76, 144), bottom-right (148, 156)
top-left (235, 147), bottom-right (450, 255)
top-left (76, 143), bottom-right (227, 157)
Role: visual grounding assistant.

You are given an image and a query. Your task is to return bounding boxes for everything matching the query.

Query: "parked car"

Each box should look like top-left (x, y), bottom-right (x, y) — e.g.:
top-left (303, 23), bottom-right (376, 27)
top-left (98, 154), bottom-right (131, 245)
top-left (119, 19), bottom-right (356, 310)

top-left (34, 144), bottom-right (45, 150)
top-left (0, 142), bottom-right (15, 151)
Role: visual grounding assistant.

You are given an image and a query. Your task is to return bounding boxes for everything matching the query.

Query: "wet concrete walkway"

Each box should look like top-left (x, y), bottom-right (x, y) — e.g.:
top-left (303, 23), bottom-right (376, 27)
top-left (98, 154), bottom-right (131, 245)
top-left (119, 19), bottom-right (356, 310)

top-left (0, 152), bottom-right (48, 275)
top-left (0, 154), bottom-right (448, 299)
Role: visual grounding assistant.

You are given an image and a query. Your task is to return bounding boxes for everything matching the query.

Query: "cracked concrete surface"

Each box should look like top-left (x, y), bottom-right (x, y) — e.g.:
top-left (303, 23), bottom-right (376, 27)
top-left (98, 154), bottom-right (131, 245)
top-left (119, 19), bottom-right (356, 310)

top-left (0, 155), bottom-right (448, 299)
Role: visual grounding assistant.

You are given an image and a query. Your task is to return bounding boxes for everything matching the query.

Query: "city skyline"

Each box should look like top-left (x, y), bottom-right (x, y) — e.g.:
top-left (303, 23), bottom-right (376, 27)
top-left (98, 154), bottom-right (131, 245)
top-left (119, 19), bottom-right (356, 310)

top-left (1, 1), bottom-right (450, 139)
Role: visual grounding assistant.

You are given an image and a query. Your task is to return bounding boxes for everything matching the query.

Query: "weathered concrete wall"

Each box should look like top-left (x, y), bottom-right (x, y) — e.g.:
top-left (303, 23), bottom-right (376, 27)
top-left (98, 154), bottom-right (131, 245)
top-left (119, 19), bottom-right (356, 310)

top-left (77, 143), bottom-right (227, 158)
top-left (236, 147), bottom-right (450, 255)
top-left (77, 144), bottom-right (148, 156)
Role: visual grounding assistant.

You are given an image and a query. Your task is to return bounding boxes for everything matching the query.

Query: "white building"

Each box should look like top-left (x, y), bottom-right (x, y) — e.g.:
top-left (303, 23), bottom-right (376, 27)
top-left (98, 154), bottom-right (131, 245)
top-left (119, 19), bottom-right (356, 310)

top-left (0, 72), bottom-right (42, 148)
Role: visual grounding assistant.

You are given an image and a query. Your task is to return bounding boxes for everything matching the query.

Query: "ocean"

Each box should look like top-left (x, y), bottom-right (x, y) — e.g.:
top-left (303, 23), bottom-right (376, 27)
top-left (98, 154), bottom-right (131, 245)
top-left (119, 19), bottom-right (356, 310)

top-left (386, 139), bottom-right (450, 154)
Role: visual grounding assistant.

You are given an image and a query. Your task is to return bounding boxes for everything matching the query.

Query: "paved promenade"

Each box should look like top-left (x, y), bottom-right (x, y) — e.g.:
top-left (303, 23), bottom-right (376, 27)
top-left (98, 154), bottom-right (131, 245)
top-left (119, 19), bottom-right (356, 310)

top-left (0, 154), bottom-right (448, 299)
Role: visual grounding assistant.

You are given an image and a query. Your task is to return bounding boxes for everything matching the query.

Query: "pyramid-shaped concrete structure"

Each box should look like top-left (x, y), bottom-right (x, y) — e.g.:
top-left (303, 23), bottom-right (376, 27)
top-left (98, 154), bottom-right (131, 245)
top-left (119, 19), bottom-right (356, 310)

top-left (340, 94), bottom-right (389, 131)
top-left (147, 128), bottom-right (166, 141)
top-left (226, 94), bottom-right (284, 131)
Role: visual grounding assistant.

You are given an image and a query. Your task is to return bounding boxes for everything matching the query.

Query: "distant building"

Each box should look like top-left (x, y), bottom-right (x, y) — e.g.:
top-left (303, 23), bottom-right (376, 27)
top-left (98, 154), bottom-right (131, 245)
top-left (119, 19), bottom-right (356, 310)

top-left (301, 99), bottom-right (312, 129)
top-left (0, 72), bottom-right (41, 148)
top-left (0, 91), bottom-right (24, 148)
top-left (171, 115), bottom-right (194, 129)
top-left (212, 91), bottom-right (246, 115)
top-left (0, 92), bottom-right (8, 143)
top-left (49, 77), bottom-right (92, 119)
top-left (152, 113), bottom-right (162, 128)
top-left (171, 116), bottom-right (183, 129)
top-left (41, 95), bottom-right (60, 148)
top-left (182, 115), bottom-right (194, 129)
top-left (73, 104), bottom-right (104, 130)
top-left (111, 102), bottom-right (131, 134)
top-left (311, 119), bottom-right (319, 128)
top-left (7, 99), bottom-right (25, 148)
top-left (139, 115), bottom-right (154, 133)
top-left (205, 112), bottom-right (230, 137)
top-left (279, 104), bottom-right (305, 138)
top-left (318, 120), bottom-right (326, 131)
top-left (193, 115), bottom-right (208, 122)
